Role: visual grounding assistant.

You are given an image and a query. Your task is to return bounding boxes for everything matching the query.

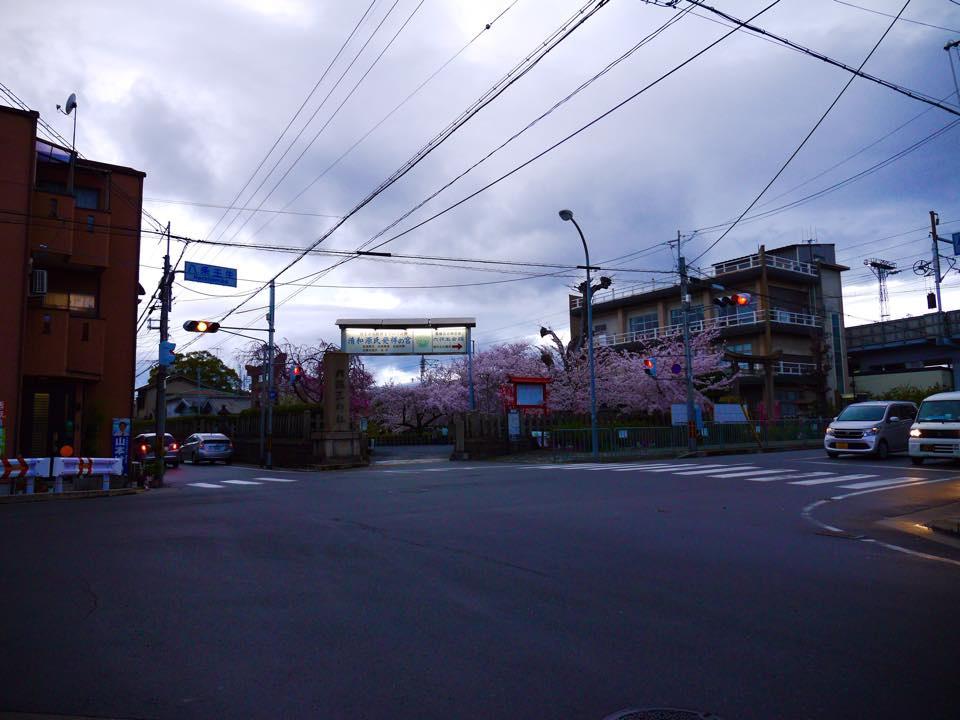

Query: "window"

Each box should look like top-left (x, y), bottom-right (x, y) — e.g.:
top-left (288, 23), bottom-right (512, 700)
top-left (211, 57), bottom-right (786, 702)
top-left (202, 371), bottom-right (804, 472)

top-left (837, 405), bottom-right (886, 422)
top-left (42, 292), bottom-right (97, 317)
top-left (669, 305), bottom-right (704, 326)
top-left (75, 187), bottom-right (99, 210)
top-left (593, 323), bottom-right (607, 333)
top-left (86, 215), bottom-right (95, 233)
top-left (777, 390), bottom-right (800, 418)
top-left (726, 342), bottom-right (753, 355)
top-left (628, 313), bottom-right (658, 334)
top-left (895, 404), bottom-right (916, 421)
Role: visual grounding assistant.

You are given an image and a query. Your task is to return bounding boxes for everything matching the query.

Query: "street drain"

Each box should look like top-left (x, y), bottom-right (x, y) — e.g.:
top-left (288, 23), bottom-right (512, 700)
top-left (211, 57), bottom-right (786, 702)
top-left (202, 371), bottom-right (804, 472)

top-left (603, 709), bottom-right (722, 720)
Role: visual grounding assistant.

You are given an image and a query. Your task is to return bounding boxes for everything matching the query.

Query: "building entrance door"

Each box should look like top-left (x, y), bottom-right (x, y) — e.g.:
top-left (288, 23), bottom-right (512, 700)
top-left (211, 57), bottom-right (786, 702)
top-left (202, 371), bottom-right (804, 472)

top-left (19, 380), bottom-right (76, 457)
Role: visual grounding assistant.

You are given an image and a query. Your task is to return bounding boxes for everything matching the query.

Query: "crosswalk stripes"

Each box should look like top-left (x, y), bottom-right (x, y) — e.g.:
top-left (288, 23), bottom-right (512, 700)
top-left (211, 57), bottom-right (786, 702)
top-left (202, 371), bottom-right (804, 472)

top-left (743, 472), bottom-right (835, 483)
top-left (254, 477), bottom-right (299, 483)
top-left (677, 465), bottom-right (760, 476)
top-left (187, 482), bottom-right (224, 489)
top-left (221, 479), bottom-right (263, 485)
top-left (839, 476), bottom-right (923, 490)
top-left (788, 474), bottom-right (877, 486)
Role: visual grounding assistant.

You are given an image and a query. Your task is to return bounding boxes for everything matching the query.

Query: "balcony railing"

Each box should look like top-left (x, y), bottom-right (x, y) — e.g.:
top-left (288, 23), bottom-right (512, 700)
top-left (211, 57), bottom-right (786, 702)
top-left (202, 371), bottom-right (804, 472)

top-left (593, 308), bottom-right (820, 347)
top-left (734, 360), bottom-right (818, 376)
top-left (712, 253), bottom-right (818, 277)
top-left (573, 254), bottom-right (818, 310)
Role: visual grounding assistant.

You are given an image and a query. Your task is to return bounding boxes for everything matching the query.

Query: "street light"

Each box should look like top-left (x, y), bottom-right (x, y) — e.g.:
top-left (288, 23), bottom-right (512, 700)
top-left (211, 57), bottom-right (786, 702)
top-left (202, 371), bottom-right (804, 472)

top-left (558, 208), bottom-right (599, 458)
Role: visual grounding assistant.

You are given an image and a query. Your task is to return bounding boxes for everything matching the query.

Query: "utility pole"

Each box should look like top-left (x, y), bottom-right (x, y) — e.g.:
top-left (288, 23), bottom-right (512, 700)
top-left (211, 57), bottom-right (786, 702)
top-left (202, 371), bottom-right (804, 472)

top-left (677, 231), bottom-right (697, 453)
top-left (265, 279), bottom-right (275, 470)
top-left (153, 222), bottom-right (171, 488)
top-left (258, 344), bottom-right (266, 466)
top-left (946, 40), bottom-right (960, 102)
top-left (931, 210), bottom-right (946, 343)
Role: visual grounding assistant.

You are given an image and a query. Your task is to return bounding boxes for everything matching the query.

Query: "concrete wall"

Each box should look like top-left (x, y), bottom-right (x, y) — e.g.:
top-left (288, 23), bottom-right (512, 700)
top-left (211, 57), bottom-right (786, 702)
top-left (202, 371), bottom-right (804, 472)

top-left (852, 368), bottom-right (953, 397)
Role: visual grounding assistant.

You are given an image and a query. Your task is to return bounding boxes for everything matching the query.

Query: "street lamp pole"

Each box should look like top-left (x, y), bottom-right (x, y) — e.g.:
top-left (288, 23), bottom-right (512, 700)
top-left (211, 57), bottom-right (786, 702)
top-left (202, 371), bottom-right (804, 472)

top-left (559, 209), bottom-right (599, 458)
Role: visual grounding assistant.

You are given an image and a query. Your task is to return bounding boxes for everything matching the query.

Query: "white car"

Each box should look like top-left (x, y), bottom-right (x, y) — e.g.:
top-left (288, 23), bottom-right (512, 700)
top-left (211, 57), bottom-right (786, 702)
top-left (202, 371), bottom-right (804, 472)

top-left (823, 401), bottom-right (916, 459)
top-left (908, 391), bottom-right (960, 465)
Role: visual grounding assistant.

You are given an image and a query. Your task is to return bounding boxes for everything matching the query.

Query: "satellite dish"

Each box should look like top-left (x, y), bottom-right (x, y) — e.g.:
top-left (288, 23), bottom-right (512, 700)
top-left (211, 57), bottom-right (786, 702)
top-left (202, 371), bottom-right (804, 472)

top-left (64, 93), bottom-right (77, 115)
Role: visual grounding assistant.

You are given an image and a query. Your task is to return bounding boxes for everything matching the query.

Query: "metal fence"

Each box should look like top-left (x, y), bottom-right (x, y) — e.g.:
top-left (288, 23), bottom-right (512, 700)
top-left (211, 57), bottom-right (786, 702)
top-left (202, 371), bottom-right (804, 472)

top-left (538, 419), bottom-right (826, 460)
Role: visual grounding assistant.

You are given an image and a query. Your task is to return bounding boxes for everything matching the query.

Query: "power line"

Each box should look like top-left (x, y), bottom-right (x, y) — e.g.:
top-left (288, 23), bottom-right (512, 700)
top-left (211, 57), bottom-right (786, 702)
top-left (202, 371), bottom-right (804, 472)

top-left (143, 197), bottom-right (344, 218)
top-left (197, 0), bottom-right (380, 249)
top-left (209, 0), bottom-right (419, 258)
top-left (831, 0), bottom-right (960, 33)
top-left (181, 0), bottom-right (617, 352)
top-left (676, 1), bottom-right (960, 117)
top-left (690, 0), bottom-right (915, 265)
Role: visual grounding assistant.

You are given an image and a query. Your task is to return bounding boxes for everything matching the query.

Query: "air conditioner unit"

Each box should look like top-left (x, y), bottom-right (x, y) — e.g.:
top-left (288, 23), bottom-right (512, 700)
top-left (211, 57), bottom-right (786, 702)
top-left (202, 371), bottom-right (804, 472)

top-left (30, 269), bottom-right (48, 296)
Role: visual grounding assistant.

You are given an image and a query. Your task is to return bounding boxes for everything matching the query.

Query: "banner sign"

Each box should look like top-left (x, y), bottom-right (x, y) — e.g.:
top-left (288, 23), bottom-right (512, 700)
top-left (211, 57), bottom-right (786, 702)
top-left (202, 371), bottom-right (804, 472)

top-left (112, 418), bottom-right (130, 474)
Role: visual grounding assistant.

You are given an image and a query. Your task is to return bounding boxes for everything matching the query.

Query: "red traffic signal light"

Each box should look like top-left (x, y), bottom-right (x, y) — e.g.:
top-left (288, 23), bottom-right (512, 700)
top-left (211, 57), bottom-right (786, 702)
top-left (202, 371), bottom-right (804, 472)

top-left (182, 320), bottom-right (221, 333)
top-left (643, 357), bottom-right (657, 376)
top-left (291, 365), bottom-right (303, 384)
top-left (712, 293), bottom-right (752, 307)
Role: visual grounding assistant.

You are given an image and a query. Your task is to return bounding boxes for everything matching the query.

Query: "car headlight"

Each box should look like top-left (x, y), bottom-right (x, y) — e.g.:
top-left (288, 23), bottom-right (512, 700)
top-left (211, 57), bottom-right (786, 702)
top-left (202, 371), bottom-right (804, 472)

top-left (864, 427), bottom-right (880, 436)
top-left (825, 427), bottom-right (835, 436)
top-left (910, 427), bottom-right (921, 437)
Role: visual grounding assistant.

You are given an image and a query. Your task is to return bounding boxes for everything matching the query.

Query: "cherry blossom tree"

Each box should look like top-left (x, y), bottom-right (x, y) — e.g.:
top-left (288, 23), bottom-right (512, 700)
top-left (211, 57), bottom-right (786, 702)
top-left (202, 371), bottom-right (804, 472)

top-left (238, 339), bottom-right (374, 413)
top-left (370, 363), bottom-right (466, 433)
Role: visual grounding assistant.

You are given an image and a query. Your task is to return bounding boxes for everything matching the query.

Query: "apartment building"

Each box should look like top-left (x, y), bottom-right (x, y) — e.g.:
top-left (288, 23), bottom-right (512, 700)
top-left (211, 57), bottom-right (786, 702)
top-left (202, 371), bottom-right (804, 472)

top-left (0, 105), bottom-right (145, 457)
top-left (569, 243), bottom-right (850, 418)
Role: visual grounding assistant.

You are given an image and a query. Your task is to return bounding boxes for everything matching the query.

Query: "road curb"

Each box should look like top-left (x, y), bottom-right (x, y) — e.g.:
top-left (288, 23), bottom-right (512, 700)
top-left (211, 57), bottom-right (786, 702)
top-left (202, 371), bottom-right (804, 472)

top-left (0, 487), bottom-right (146, 505)
top-left (928, 517), bottom-right (960, 537)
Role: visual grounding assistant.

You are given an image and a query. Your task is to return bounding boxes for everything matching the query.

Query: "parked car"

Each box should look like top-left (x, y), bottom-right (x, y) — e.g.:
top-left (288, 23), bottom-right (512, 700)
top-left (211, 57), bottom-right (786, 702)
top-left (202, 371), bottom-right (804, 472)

top-left (908, 391), bottom-right (960, 464)
top-left (824, 401), bottom-right (917, 459)
top-left (133, 433), bottom-right (181, 468)
top-left (180, 433), bottom-right (234, 465)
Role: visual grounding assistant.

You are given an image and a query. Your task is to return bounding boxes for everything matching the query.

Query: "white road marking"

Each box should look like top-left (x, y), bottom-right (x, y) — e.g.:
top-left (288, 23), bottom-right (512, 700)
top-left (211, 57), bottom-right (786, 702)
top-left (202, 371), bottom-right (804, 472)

top-left (609, 464), bottom-right (676, 471)
top-left (743, 472), bottom-right (836, 482)
top-left (698, 468), bottom-right (776, 478)
top-left (187, 482), bottom-right (224, 489)
top-left (668, 464), bottom-right (737, 475)
top-left (221, 479), bottom-right (263, 485)
top-left (790, 474), bottom-right (877, 486)
top-left (253, 477), bottom-right (299, 483)
top-left (839, 477), bottom-right (925, 490)
top-left (801, 477), bottom-right (960, 569)
top-left (802, 460), bottom-right (953, 473)
top-left (649, 465), bottom-right (758, 475)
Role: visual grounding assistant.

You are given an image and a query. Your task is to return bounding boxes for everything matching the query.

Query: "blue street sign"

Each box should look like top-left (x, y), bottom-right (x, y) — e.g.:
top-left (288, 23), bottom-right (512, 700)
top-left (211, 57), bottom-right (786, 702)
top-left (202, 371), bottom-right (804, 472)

top-left (184, 261), bottom-right (238, 287)
top-left (159, 340), bottom-right (176, 366)
top-left (952, 232), bottom-right (960, 257)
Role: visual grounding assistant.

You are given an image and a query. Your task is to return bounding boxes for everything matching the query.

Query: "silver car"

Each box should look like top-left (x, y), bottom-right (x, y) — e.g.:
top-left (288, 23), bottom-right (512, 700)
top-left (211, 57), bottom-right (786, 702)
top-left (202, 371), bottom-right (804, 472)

top-left (824, 401), bottom-right (917, 459)
top-left (181, 433), bottom-right (234, 465)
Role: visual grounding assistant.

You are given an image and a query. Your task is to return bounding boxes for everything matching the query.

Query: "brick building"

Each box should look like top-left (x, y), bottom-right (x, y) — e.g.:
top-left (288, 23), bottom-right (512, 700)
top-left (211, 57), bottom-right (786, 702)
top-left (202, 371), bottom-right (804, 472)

top-left (0, 105), bottom-right (145, 457)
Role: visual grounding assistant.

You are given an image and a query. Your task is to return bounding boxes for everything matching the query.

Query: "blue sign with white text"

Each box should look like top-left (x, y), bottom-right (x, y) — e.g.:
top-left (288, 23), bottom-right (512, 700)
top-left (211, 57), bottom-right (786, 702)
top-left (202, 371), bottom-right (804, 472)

top-left (185, 261), bottom-right (238, 287)
top-left (952, 232), bottom-right (960, 257)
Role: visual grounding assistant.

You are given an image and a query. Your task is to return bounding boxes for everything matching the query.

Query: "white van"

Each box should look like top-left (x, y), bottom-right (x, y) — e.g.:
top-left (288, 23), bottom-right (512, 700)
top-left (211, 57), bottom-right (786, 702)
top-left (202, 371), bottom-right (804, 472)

top-left (907, 390), bottom-right (960, 464)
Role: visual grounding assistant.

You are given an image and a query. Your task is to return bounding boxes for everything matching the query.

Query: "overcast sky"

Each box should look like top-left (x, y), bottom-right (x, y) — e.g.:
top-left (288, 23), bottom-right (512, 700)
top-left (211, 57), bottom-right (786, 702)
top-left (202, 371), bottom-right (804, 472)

top-left (3, 0), bottom-right (959, 384)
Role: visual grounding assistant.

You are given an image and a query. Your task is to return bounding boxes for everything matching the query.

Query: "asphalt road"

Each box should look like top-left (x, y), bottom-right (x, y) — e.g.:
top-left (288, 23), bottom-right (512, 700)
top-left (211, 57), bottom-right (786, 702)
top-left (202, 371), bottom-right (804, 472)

top-left (1, 449), bottom-right (958, 719)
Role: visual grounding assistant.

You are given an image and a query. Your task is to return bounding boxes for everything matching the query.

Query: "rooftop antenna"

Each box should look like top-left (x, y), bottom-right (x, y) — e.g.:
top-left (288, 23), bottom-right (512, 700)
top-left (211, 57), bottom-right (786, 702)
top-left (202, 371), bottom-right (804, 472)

top-left (56, 93), bottom-right (78, 192)
top-left (864, 258), bottom-right (900, 322)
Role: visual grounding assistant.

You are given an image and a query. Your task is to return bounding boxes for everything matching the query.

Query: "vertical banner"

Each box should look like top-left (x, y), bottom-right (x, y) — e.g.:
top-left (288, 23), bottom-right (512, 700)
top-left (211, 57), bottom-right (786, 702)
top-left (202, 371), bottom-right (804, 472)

top-left (112, 418), bottom-right (130, 474)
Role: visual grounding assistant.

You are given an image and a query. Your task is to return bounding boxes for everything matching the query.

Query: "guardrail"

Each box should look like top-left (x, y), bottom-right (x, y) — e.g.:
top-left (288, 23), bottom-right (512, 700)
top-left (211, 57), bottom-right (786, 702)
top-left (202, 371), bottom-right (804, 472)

top-left (4, 456), bottom-right (124, 496)
top-left (712, 254), bottom-right (818, 277)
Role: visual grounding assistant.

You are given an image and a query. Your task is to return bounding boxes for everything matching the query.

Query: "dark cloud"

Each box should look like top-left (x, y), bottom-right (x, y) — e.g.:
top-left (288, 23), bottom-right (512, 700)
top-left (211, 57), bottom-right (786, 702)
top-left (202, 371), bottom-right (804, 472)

top-left (3, 0), bottom-right (958, 382)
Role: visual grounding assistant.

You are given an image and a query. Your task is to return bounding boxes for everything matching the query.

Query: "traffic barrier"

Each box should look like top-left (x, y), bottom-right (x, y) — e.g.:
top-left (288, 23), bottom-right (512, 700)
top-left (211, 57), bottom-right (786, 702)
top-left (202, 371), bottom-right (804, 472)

top-left (52, 457), bottom-right (123, 492)
top-left (2, 457), bottom-right (51, 495)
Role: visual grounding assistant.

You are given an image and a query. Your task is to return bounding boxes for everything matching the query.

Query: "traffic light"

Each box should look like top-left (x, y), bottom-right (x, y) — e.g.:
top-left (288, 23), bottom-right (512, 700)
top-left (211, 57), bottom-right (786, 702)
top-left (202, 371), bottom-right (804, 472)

top-left (928, 292), bottom-right (937, 309)
top-left (712, 292), bottom-right (752, 307)
top-left (182, 320), bottom-right (221, 333)
top-left (159, 340), bottom-right (176, 366)
top-left (643, 357), bottom-right (657, 377)
top-left (291, 365), bottom-right (303, 385)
